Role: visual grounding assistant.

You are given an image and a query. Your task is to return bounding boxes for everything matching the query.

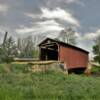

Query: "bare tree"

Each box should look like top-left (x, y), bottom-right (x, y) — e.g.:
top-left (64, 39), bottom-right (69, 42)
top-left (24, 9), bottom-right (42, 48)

top-left (17, 36), bottom-right (35, 58)
top-left (58, 27), bottom-right (77, 45)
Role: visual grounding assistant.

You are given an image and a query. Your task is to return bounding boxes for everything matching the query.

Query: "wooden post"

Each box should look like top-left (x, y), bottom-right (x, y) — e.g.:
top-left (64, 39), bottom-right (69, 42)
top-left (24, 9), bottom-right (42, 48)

top-left (84, 62), bottom-right (92, 76)
top-left (39, 47), bottom-right (41, 60)
top-left (57, 44), bottom-right (61, 61)
top-left (64, 62), bottom-right (68, 75)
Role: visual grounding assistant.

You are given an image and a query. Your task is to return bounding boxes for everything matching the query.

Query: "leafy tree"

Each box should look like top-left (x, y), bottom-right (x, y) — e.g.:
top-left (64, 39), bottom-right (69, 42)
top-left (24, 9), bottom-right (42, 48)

top-left (58, 27), bottom-right (77, 45)
top-left (93, 36), bottom-right (100, 64)
top-left (0, 32), bottom-right (17, 63)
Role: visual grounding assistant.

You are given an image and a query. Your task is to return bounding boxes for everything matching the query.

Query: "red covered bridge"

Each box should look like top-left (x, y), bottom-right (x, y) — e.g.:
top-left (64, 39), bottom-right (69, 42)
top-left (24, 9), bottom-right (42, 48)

top-left (39, 38), bottom-right (89, 71)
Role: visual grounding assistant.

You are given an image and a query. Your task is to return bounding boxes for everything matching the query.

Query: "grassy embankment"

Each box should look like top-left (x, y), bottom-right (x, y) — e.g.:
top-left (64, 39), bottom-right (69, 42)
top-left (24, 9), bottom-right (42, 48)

top-left (0, 63), bottom-right (100, 100)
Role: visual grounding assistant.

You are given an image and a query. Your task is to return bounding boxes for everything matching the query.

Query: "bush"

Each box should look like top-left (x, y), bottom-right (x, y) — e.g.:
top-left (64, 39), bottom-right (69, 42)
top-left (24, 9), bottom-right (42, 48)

top-left (91, 65), bottom-right (100, 74)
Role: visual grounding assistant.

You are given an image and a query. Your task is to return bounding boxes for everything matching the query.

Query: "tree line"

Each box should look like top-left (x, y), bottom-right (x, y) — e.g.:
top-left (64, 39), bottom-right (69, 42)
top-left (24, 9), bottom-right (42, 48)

top-left (0, 32), bottom-right (39, 63)
top-left (0, 27), bottom-right (100, 64)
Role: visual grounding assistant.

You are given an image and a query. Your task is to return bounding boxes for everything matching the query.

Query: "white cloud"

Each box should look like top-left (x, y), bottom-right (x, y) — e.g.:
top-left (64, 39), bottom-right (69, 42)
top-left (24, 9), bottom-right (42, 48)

top-left (24, 13), bottom-right (40, 19)
top-left (16, 26), bottom-right (35, 34)
top-left (16, 20), bottom-right (64, 34)
top-left (83, 33), bottom-right (97, 40)
top-left (66, 0), bottom-right (79, 3)
top-left (66, 0), bottom-right (84, 6)
top-left (25, 7), bottom-right (80, 27)
top-left (37, 20), bottom-right (63, 30)
top-left (45, 0), bottom-right (84, 6)
top-left (83, 29), bottom-right (100, 40)
top-left (24, 7), bottom-right (80, 37)
top-left (75, 29), bottom-right (100, 59)
top-left (35, 20), bottom-right (63, 34)
top-left (0, 4), bottom-right (9, 14)
top-left (41, 8), bottom-right (80, 27)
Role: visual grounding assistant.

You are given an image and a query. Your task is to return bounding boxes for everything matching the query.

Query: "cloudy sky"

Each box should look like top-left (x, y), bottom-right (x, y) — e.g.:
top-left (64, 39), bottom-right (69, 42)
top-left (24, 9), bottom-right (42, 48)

top-left (0, 0), bottom-right (100, 58)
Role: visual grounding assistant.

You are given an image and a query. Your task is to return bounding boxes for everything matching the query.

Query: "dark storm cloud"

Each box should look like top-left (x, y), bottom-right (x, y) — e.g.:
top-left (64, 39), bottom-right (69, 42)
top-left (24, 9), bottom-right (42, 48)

top-left (0, 0), bottom-right (81, 31)
top-left (0, 0), bottom-right (100, 57)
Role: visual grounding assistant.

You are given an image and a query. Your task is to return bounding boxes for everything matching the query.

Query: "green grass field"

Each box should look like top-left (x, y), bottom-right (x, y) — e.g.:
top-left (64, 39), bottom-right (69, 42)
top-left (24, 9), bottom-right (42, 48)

top-left (0, 64), bottom-right (100, 100)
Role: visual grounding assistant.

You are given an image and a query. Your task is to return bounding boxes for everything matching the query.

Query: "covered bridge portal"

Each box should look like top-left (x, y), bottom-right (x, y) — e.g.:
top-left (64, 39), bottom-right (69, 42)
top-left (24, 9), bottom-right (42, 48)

top-left (39, 38), bottom-right (89, 70)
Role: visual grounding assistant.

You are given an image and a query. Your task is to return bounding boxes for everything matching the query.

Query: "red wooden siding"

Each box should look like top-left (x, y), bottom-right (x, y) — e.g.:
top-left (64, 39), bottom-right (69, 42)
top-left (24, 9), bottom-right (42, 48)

top-left (59, 45), bottom-right (89, 69)
top-left (39, 38), bottom-right (89, 70)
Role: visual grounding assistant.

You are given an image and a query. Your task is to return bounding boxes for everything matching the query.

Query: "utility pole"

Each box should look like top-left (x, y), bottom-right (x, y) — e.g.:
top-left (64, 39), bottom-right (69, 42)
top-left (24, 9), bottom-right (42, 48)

top-left (3, 32), bottom-right (8, 46)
